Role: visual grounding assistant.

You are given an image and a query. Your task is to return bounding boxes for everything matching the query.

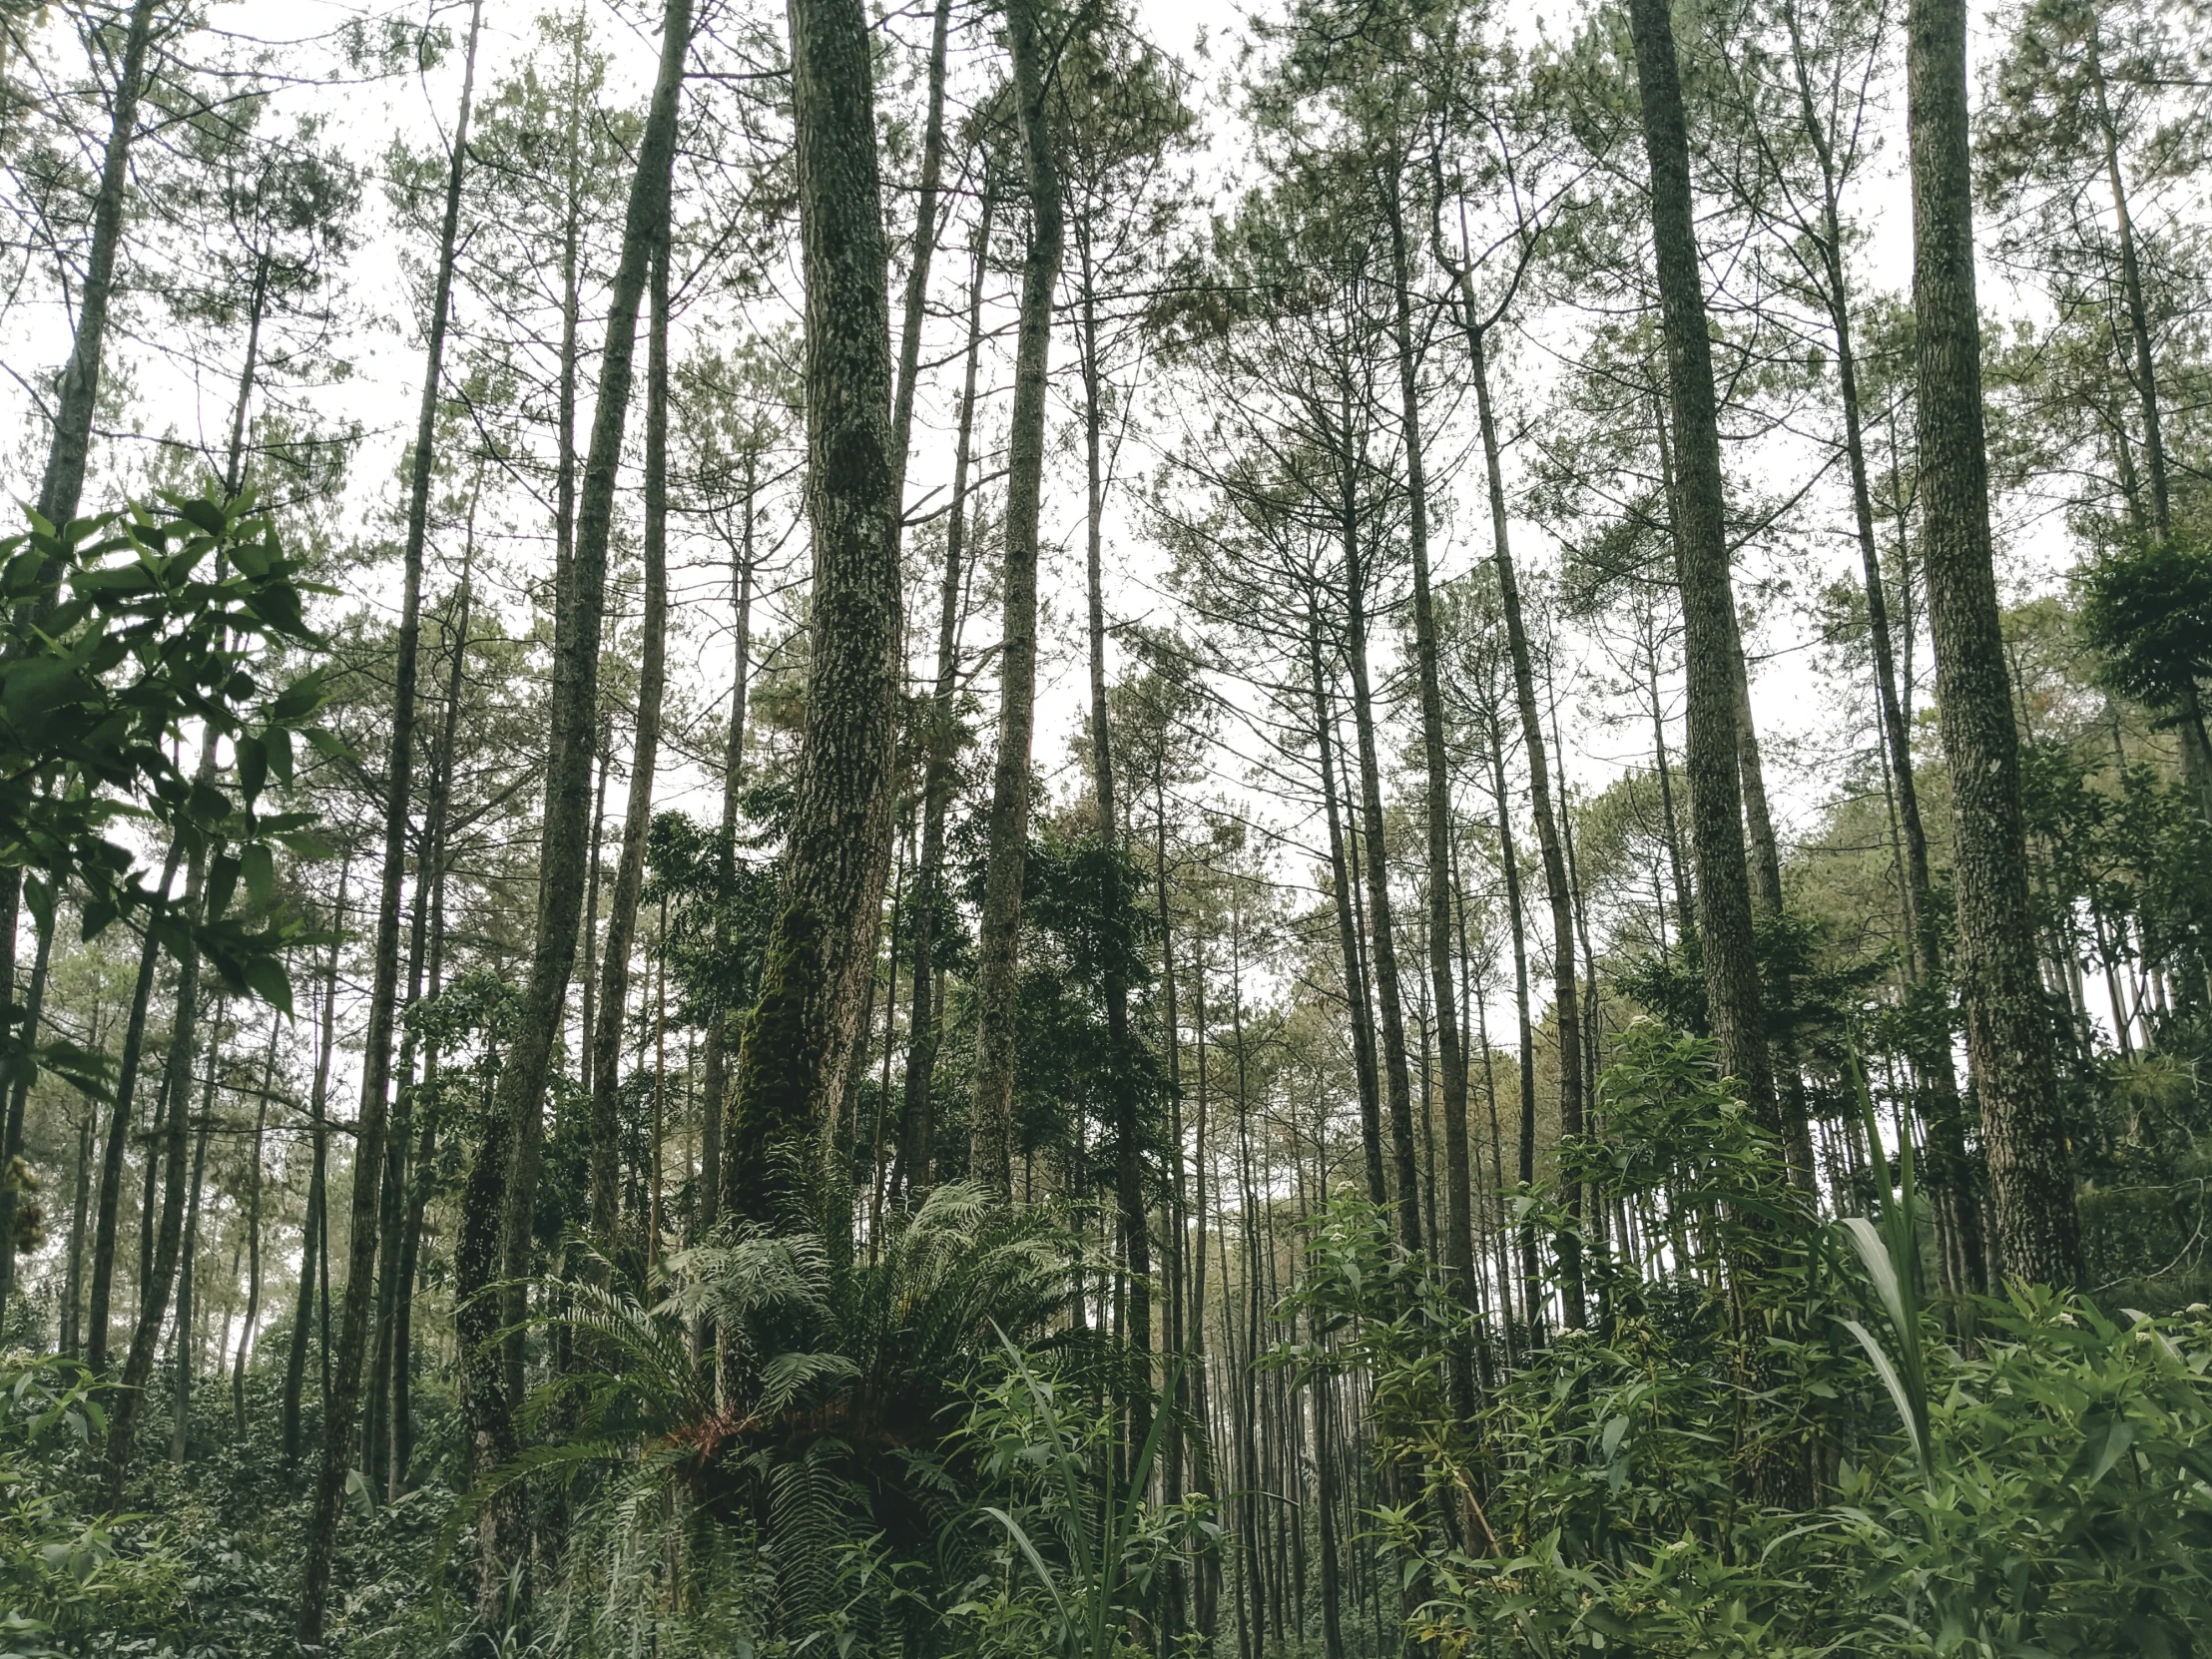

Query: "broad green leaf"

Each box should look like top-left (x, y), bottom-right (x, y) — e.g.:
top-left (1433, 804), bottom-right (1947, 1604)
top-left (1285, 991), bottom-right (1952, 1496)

top-left (1842, 1318), bottom-right (1927, 1475)
top-left (242, 952), bottom-right (292, 1016)
top-left (2090, 1418), bottom-right (2135, 1486)
top-left (236, 735), bottom-right (268, 803)
top-left (241, 842), bottom-right (275, 910)
top-left (982, 1505), bottom-right (1071, 1626)
top-left (270, 672), bottom-right (327, 724)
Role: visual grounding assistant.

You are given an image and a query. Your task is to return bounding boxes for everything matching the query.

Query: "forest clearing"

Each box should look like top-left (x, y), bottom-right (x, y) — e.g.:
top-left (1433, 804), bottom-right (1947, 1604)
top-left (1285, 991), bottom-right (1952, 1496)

top-left (4, 0), bottom-right (2212, 1651)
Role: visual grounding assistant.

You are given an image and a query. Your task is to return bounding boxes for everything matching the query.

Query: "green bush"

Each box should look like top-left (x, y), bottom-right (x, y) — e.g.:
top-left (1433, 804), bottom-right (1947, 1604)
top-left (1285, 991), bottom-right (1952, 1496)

top-left (1295, 1025), bottom-right (2212, 1659)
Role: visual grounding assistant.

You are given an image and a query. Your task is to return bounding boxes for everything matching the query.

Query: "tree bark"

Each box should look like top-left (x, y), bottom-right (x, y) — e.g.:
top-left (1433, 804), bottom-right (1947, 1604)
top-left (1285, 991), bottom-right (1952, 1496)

top-left (588, 227), bottom-right (673, 1255)
top-left (296, 1), bottom-right (482, 1633)
top-left (1627, 0), bottom-right (1779, 1132)
top-left (281, 856), bottom-right (346, 1464)
top-left (1310, 622), bottom-right (1386, 1212)
top-left (1456, 307), bottom-right (1583, 1324)
top-left (1383, 169), bottom-right (1473, 1336)
top-left (1906, 0), bottom-right (2078, 1285)
top-left (105, 843), bottom-right (212, 1505)
top-left (967, 0), bottom-right (1063, 1194)
top-left (900, 191), bottom-right (993, 1197)
top-left (87, 838), bottom-right (180, 1376)
top-left (723, 0), bottom-right (902, 1217)
top-left (35, 0), bottom-right (161, 527)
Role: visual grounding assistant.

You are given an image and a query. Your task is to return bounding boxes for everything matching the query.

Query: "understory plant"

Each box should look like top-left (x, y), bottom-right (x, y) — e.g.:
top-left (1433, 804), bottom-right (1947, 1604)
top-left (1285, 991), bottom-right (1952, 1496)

top-left (951, 1337), bottom-right (1214, 1659)
top-left (1307, 1022), bottom-right (2212, 1659)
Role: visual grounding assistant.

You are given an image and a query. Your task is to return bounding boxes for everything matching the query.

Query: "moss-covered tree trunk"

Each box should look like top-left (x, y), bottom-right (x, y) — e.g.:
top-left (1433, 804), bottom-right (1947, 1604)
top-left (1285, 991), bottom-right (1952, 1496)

top-left (1906, 0), bottom-right (2078, 1286)
top-left (724, 0), bottom-right (902, 1214)
top-left (1627, 0), bottom-right (1779, 1137)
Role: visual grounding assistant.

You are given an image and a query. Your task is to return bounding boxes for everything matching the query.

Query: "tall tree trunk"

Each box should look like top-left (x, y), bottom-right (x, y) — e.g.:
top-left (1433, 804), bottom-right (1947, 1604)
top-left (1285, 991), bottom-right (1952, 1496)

top-left (547, 14), bottom-right (588, 798)
top-left (281, 857), bottom-right (346, 1463)
top-left (967, 0), bottom-right (1063, 1195)
top-left (1488, 720), bottom-right (1543, 1341)
top-left (231, 1022), bottom-right (277, 1434)
top-left (889, 0), bottom-right (953, 489)
top-left (63, 1101), bottom-right (93, 1358)
top-left (579, 740), bottom-right (607, 1101)
top-left (85, 842), bottom-right (180, 1377)
top-left (723, 0), bottom-right (902, 1217)
top-left (296, 1), bottom-right (482, 1633)
top-left (389, 511), bottom-right (476, 1486)
top-left (2085, 21), bottom-right (2170, 543)
top-left (589, 230), bottom-right (673, 1254)
top-left (866, 0), bottom-right (951, 1208)
top-left (1906, 0), bottom-right (2078, 1285)
top-left (105, 840), bottom-right (213, 1505)
top-left (35, 0), bottom-right (160, 527)
top-left (220, 253), bottom-right (270, 498)
top-left (1074, 186), bottom-right (1153, 1418)
top-left (0, 0), bottom-right (158, 1252)
top-left (1310, 622), bottom-right (1386, 1211)
top-left (1781, 11), bottom-right (1985, 1282)
top-left (364, 868), bottom-right (429, 1482)
top-left (901, 191), bottom-right (992, 1197)
top-left (0, 911), bottom-right (53, 1328)
top-left (1456, 312), bottom-right (1584, 1324)
top-left (698, 455), bottom-right (755, 1238)
top-left (170, 1038), bottom-right (219, 1463)
top-left (1383, 169), bottom-right (1474, 1350)
top-left (455, 0), bottom-right (691, 1610)
top-left (1728, 627), bottom-right (1818, 1188)
top-left (1334, 413), bottom-right (1419, 1254)
top-left (1643, 632), bottom-right (1695, 937)
top-left (1627, 0), bottom-right (1779, 1133)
